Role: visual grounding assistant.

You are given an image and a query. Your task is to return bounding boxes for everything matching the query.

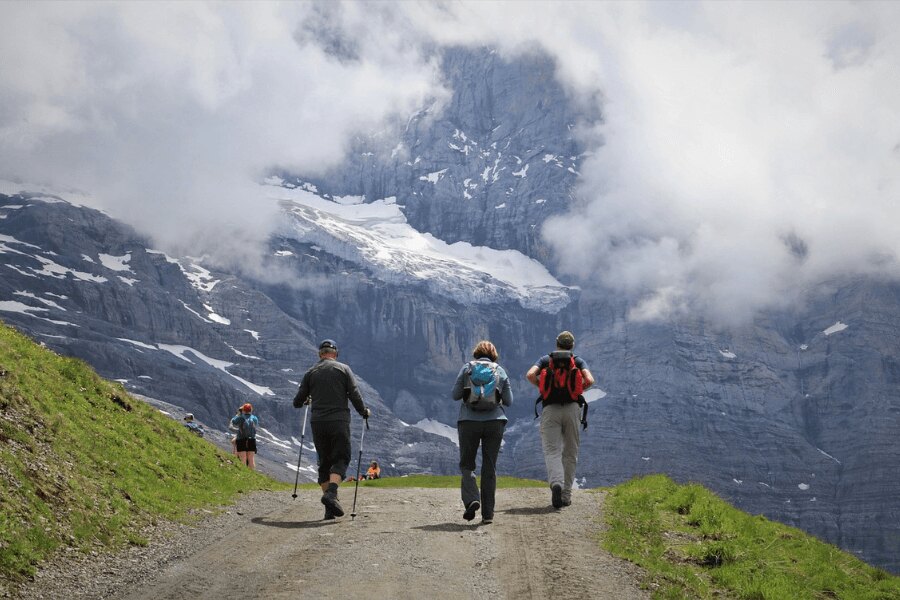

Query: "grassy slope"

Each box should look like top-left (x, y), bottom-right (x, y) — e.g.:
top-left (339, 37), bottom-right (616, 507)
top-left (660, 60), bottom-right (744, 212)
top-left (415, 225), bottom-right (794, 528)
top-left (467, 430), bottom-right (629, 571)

top-left (602, 474), bottom-right (900, 600)
top-left (0, 321), bottom-right (285, 585)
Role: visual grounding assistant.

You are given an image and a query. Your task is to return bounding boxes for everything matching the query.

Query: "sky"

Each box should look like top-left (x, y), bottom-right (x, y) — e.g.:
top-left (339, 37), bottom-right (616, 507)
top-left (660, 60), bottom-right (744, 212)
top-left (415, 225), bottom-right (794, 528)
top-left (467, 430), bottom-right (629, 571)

top-left (1, 1), bottom-right (898, 323)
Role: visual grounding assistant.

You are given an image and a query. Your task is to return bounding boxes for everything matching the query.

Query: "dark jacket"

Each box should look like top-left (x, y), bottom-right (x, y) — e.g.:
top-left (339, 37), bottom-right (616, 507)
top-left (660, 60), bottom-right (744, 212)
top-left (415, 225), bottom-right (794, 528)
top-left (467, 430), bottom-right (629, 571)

top-left (293, 358), bottom-right (367, 423)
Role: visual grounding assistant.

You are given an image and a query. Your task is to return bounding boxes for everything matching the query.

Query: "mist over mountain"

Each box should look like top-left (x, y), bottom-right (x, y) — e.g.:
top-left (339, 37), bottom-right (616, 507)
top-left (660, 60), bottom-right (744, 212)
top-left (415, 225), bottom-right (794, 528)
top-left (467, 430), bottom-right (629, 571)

top-left (1, 3), bottom-right (899, 575)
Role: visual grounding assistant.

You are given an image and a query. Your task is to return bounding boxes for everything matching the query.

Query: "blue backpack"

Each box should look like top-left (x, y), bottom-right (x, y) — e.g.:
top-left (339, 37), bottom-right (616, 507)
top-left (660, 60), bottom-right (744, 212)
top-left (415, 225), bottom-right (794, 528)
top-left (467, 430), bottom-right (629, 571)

top-left (464, 361), bottom-right (501, 411)
top-left (236, 414), bottom-right (257, 440)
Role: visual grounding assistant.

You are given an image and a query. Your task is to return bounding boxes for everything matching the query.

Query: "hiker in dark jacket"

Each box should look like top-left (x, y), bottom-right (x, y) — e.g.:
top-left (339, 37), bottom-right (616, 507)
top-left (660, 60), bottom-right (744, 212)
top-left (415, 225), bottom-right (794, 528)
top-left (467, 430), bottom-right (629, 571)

top-left (293, 339), bottom-right (370, 520)
top-left (451, 340), bottom-right (513, 525)
top-left (526, 331), bottom-right (594, 509)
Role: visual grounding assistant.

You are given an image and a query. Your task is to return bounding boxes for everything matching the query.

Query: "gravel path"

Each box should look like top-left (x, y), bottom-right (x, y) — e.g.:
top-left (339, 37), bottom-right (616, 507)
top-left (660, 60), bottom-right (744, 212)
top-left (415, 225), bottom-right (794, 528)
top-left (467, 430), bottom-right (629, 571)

top-left (10, 487), bottom-right (649, 600)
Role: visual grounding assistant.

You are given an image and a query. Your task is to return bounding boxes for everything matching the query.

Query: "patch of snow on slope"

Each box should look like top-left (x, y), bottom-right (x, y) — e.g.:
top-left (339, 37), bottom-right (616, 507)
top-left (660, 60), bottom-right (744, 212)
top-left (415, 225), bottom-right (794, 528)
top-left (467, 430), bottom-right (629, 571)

top-left (268, 185), bottom-right (573, 313)
top-left (203, 304), bottom-right (231, 325)
top-left (419, 169), bottom-right (448, 184)
top-left (823, 321), bottom-right (848, 336)
top-left (180, 260), bottom-right (220, 292)
top-left (118, 338), bottom-right (156, 350)
top-left (180, 301), bottom-right (213, 323)
top-left (98, 253), bottom-right (132, 272)
top-left (0, 236), bottom-right (107, 282)
top-left (0, 301), bottom-right (78, 326)
top-left (413, 419), bottom-right (458, 447)
top-left (583, 388), bottom-right (607, 403)
top-left (14, 290), bottom-right (65, 310)
top-left (157, 344), bottom-right (273, 396)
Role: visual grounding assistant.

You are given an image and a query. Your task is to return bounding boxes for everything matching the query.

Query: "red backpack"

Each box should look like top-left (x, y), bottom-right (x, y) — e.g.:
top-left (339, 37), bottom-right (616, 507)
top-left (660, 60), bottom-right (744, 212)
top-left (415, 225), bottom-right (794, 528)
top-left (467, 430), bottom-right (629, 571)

top-left (535, 351), bottom-right (588, 429)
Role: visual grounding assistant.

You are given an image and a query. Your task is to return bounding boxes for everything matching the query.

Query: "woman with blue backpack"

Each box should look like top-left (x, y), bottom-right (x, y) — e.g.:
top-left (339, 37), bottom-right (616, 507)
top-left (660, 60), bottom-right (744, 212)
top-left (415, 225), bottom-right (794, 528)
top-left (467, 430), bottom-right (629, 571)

top-left (451, 340), bottom-right (513, 525)
top-left (230, 403), bottom-right (259, 469)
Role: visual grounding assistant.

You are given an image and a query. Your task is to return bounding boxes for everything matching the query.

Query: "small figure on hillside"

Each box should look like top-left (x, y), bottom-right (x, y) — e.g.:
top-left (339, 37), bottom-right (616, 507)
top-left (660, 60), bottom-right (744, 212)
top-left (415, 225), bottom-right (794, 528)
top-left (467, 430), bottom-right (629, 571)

top-left (230, 403), bottom-right (259, 470)
top-left (293, 339), bottom-right (371, 520)
top-left (183, 413), bottom-right (205, 436)
top-left (451, 340), bottom-right (513, 525)
top-left (526, 331), bottom-right (594, 509)
top-left (365, 460), bottom-right (381, 480)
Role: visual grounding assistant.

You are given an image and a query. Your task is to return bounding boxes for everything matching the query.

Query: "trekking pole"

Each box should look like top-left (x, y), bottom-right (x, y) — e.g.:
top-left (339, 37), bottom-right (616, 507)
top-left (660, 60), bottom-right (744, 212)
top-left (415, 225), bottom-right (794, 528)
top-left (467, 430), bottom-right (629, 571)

top-left (291, 402), bottom-right (311, 499)
top-left (350, 417), bottom-right (369, 521)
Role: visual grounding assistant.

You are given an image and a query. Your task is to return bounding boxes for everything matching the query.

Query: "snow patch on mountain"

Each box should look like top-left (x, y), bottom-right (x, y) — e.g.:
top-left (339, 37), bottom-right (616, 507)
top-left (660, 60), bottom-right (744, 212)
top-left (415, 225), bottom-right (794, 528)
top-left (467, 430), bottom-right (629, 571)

top-left (14, 290), bottom-right (66, 310)
top-left (266, 183), bottom-right (574, 313)
top-left (157, 343), bottom-right (273, 396)
top-left (203, 304), bottom-right (230, 325)
top-left (98, 253), bottom-right (132, 272)
top-left (823, 321), bottom-right (848, 336)
top-left (0, 301), bottom-right (78, 327)
top-left (583, 388), bottom-right (607, 403)
top-left (412, 418), bottom-right (458, 447)
top-left (1, 235), bottom-right (107, 283)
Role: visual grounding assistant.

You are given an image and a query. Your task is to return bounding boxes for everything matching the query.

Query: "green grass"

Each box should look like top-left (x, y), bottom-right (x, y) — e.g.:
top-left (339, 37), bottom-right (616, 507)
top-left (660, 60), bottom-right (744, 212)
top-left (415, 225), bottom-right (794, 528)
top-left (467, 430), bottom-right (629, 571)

top-left (295, 474), bottom-right (546, 490)
top-left (0, 321), bottom-right (287, 587)
top-left (601, 474), bottom-right (900, 600)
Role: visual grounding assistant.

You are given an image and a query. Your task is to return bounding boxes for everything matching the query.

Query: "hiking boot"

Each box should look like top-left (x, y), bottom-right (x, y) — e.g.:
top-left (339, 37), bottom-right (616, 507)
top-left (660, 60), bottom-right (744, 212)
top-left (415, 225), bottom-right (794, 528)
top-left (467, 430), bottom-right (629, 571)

top-left (551, 484), bottom-right (563, 509)
top-left (321, 491), bottom-right (345, 518)
top-left (481, 515), bottom-right (493, 525)
top-left (323, 505), bottom-right (336, 520)
top-left (463, 501), bottom-right (480, 521)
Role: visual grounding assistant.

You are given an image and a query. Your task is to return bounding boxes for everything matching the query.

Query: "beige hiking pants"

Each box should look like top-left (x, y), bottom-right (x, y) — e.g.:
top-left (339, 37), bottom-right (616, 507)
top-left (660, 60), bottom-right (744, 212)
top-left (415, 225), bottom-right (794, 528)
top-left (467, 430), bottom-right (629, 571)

top-left (540, 402), bottom-right (582, 501)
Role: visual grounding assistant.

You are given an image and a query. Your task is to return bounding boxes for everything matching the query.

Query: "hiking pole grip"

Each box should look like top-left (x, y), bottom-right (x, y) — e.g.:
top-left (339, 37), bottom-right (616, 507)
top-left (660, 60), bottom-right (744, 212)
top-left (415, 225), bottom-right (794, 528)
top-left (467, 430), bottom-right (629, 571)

top-left (291, 403), bottom-right (310, 499)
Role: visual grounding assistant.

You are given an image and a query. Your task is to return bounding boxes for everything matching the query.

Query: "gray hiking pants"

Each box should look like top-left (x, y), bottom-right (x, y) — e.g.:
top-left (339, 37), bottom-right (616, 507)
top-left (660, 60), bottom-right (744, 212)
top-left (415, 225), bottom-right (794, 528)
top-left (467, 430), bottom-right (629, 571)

top-left (540, 403), bottom-right (581, 501)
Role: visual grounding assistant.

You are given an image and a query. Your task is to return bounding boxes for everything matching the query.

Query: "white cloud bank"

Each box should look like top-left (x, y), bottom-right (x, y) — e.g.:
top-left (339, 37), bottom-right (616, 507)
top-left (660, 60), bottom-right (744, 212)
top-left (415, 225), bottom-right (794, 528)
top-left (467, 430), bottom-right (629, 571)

top-left (2, 2), bottom-right (899, 323)
top-left (0, 2), bottom-right (445, 258)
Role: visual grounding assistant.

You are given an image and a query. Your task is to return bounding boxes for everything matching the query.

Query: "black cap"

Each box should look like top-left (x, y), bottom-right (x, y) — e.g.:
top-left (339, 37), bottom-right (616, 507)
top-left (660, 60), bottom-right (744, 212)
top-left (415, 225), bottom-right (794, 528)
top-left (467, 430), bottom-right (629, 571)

top-left (319, 339), bottom-right (338, 352)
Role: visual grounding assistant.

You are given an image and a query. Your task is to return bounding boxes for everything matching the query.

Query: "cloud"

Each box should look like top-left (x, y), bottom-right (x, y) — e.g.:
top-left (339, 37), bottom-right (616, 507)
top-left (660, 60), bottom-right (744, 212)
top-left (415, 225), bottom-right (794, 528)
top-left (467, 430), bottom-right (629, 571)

top-left (2, 2), bottom-right (899, 324)
top-left (537, 2), bottom-right (900, 323)
top-left (396, 1), bottom-right (900, 323)
top-left (0, 2), bottom-right (445, 259)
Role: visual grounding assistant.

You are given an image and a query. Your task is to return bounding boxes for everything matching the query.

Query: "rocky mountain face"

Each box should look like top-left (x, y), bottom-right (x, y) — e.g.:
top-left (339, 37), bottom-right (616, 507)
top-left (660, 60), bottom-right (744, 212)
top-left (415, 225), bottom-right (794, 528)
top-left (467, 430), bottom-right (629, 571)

top-left (292, 46), bottom-right (594, 263)
top-left (1, 46), bottom-right (897, 574)
top-left (0, 193), bottom-right (461, 480)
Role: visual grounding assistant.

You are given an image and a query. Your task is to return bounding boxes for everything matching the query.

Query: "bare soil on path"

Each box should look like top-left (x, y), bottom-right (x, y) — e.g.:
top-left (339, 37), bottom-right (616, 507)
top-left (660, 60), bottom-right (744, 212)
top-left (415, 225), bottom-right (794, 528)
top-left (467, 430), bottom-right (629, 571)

top-left (15, 487), bottom-right (650, 600)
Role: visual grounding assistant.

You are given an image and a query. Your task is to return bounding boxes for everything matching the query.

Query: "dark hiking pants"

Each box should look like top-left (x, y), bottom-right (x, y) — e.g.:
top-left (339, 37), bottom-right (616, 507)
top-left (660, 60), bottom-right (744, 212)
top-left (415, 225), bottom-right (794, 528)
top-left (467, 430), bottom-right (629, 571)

top-left (311, 420), bottom-right (351, 484)
top-left (458, 419), bottom-right (505, 519)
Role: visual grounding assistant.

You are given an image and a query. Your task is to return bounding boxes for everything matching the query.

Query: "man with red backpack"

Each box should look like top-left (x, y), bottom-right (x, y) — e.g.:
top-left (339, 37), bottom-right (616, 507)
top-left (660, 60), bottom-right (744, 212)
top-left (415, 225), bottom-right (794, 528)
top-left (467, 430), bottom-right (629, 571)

top-left (525, 331), bottom-right (595, 509)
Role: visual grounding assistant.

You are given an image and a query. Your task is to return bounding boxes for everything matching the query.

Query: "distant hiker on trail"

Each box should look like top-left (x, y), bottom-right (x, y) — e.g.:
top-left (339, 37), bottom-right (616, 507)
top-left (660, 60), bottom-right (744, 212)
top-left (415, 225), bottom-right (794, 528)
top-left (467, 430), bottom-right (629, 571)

top-left (451, 340), bottom-right (513, 525)
top-left (230, 403), bottom-right (258, 470)
top-left (292, 339), bottom-right (371, 520)
top-left (183, 413), bottom-right (204, 436)
top-left (526, 331), bottom-right (594, 509)
top-left (366, 460), bottom-right (381, 480)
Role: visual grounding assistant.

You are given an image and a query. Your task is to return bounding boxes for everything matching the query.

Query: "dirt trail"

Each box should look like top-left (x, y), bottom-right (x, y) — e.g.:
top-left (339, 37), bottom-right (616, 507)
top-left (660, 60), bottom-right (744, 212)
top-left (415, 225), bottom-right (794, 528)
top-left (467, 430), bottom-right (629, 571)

top-left (112, 487), bottom-right (648, 600)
